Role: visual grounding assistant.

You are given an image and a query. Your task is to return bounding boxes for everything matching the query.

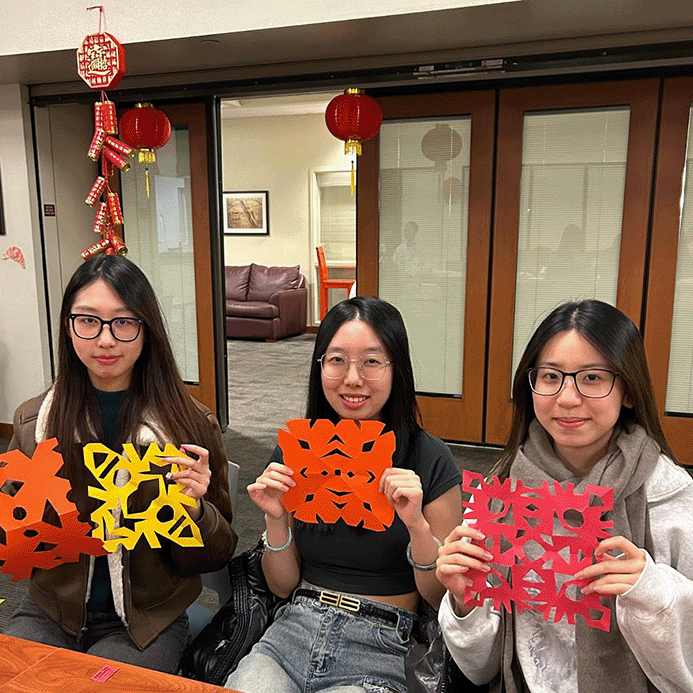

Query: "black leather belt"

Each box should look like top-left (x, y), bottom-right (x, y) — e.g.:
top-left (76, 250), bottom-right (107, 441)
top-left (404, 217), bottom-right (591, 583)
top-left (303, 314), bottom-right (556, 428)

top-left (294, 588), bottom-right (399, 626)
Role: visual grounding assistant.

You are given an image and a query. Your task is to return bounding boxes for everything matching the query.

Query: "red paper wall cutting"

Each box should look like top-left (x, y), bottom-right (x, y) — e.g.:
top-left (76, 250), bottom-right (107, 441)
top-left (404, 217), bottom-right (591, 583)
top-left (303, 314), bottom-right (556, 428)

top-left (462, 471), bottom-right (613, 631)
top-left (279, 419), bottom-right (396, 531)
top-left (0, 439), bottom-right (105, 582)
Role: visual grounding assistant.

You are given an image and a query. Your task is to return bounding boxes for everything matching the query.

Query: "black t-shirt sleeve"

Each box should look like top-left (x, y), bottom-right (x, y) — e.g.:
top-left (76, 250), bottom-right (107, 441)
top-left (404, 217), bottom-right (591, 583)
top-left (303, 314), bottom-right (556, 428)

top-left (411, 431), bottom-right (462, 506)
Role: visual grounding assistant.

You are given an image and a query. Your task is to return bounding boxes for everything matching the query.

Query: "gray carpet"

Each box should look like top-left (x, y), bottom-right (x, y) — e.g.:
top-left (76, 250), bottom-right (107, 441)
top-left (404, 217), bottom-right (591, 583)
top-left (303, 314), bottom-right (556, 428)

top-left (0, 332), bottom-right (500, 627)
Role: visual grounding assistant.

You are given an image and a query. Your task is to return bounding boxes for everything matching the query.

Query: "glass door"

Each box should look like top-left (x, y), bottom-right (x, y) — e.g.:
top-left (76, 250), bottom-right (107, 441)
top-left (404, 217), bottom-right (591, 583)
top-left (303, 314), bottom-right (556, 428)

top-left (485, 79), bottom-right (660, 443)
top-left (121, 102), bottom-right (218, 414)
top-left (359, 92), bottom-right (495, 442)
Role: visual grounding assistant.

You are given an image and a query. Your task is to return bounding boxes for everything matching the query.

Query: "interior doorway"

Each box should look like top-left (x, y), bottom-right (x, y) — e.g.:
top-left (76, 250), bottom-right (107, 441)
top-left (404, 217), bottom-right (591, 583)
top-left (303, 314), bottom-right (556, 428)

top-left (219, 92), bottom-right (357, 433)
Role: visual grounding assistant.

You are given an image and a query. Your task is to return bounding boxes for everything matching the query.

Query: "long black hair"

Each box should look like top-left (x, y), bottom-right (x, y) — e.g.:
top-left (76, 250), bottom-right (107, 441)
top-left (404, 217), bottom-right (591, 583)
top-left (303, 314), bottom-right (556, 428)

top-left (490, 299), bottom-right (675, 480)
top-left (47, 255), bottom-right (232, 521)
top-left (306, 297), bottom-right (422, 467)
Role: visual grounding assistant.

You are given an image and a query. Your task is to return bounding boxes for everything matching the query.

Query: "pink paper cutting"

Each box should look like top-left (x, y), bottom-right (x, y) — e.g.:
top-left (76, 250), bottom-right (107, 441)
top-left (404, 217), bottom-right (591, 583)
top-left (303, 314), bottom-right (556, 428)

top-left (0, 439), bottom-right (106, 582)
top-left (462, 470), bottom-right (613, 631)
top-left (1, 246), bottom-right (26, 269)
top-left (279, 419), bottom-right (396, 531)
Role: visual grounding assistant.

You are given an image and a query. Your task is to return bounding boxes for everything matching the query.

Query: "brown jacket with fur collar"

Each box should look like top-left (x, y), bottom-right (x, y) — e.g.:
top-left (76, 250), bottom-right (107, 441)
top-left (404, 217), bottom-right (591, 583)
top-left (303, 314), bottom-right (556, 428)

top-left (9, 392), bottom-right (237, 649)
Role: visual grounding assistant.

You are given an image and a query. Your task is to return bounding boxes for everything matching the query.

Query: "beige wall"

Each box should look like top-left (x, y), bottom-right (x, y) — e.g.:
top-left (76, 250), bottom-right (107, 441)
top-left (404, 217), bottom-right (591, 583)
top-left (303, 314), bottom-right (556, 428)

top-left (0, 84), bottom-right (51, 426)
top-left (221, 112), bottom-right (347, 324)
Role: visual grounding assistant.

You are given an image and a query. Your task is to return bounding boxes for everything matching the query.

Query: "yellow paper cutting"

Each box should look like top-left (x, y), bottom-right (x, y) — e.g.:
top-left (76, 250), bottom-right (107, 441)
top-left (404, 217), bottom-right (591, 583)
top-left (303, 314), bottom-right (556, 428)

top-left (84, 442), bottom-right (203, 551)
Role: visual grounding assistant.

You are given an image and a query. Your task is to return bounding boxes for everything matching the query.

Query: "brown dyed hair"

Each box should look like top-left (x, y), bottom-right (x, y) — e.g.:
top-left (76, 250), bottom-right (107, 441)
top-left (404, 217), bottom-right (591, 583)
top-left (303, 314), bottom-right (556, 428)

top-left (47, 255), bottom-right (232, 522)
top-left (490, 299), bottom-right (675, 480)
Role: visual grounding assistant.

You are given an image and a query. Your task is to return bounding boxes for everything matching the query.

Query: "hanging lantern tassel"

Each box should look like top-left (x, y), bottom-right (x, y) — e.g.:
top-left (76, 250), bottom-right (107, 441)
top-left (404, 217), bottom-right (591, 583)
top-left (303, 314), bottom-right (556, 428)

top-left (344, 140), bottom-right (362, 196)
top-left (325, 89), bottom-right (382, 197)
top-left (139, 149), bottom-right (157, 197)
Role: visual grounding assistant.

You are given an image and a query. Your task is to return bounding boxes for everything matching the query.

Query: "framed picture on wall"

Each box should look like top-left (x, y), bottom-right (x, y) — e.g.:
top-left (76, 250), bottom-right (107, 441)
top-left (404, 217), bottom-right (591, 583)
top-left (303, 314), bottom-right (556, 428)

top-left (222, 191), bottom-right (269, 235)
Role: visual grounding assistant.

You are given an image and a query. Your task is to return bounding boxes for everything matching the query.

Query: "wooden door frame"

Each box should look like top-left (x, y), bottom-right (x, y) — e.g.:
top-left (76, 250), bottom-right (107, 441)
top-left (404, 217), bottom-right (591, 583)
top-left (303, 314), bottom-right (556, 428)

top-left (358, 90), bottom-right (495, 442)
top-left (485, 78), bottom-right (660, 444)
top-left (644, 76), bottom-right (693, 463)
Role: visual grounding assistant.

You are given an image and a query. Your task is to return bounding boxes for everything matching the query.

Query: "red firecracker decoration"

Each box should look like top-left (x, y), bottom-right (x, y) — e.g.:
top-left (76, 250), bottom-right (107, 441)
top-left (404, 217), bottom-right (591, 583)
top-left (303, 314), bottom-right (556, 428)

top-left (119, 103), bottom-right (172, 197)
top-left (421, 124), bottom-right (463, 170)
top-left (76, 6), bottom-right (130, 261)
top-left (325, 88), bottom-right (382, 195)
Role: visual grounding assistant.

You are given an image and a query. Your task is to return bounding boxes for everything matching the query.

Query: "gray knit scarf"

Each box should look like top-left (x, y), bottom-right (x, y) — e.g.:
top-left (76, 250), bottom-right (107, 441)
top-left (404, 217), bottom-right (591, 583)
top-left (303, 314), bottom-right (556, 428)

top-left (497, 419), bottom-right (660, 693)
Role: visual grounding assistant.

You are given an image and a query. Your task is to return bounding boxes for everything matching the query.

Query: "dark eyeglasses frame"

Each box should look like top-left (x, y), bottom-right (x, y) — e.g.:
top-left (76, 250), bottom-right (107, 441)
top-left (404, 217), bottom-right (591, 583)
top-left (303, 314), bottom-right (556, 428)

top-left (527, 367), bottom-right (620, 399)
top-left (69, 313), bottom-right (144, 343)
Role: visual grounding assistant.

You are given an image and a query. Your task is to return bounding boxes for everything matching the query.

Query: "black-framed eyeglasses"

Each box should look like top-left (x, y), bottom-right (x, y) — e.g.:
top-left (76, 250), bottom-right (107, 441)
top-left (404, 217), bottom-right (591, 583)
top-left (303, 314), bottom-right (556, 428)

top-left (528, 367), bottom-right (619, 399)
top-left (318, 354), bottom-right (392, 381)
top-left (69, 314), bottom-right (144, 342)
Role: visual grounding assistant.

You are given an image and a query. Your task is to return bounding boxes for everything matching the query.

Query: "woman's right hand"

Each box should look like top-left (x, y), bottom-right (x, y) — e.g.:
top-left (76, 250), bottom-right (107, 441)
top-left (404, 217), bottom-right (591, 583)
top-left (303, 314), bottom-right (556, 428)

top-left (436, 524), bottom-right (493, 617)
top-left (247, 462), bottom-right (296, 519)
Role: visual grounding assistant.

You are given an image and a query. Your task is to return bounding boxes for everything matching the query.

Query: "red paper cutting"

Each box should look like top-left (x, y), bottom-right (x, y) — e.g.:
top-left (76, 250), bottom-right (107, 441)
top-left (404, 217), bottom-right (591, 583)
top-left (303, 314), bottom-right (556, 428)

top-left (462, 471), bottom-right (613, 631)
top-left (0, 439), bottom-right (106, 582)
top-left (279, 419), bottom-right (396, 531)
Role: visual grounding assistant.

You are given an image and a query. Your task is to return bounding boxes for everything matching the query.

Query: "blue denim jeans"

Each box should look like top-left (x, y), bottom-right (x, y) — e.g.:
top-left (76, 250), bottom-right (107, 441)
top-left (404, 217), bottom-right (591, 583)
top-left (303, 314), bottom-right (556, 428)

top-left (225, 588), bottom-right (415, 693)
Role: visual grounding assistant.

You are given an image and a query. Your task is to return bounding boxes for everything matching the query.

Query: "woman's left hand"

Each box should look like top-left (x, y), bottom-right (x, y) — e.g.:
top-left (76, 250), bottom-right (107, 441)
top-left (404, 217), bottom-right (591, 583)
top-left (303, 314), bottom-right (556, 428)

top-left (576, 535), bottom-right (646, 596)
top-left (165, 444), bottom-right (212, 521)
top-left (379, 467), bottom-right (424, 529)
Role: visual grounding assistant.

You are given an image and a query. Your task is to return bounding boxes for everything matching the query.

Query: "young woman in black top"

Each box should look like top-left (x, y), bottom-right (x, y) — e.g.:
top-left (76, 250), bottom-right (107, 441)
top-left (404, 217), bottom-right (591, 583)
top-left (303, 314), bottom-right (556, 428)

top-left (225, 297), bottom-right (462, 693)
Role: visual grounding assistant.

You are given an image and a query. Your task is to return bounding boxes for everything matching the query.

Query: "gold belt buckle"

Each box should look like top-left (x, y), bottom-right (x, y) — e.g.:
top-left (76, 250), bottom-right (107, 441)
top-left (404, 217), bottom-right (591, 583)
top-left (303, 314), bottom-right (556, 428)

top-left (319, 590), bottom-right (361, 613)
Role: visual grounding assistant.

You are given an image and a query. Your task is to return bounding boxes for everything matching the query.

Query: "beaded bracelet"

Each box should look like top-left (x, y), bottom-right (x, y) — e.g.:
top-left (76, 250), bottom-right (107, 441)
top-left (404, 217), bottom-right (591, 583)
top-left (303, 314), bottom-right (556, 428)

top-left (406, 536), bottom-right (443, 571)
top-left (262, 527), bottom-right (293, 552)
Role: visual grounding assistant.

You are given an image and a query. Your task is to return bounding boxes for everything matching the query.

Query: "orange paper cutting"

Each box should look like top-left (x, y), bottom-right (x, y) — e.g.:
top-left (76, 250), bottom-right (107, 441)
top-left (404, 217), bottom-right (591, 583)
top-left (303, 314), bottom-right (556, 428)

top-left (0, 439), bottom-right (106, 582)
top-left (279, 419), bottom-right (396, 531)
top-left (84, 442), bottom-right (203, 551)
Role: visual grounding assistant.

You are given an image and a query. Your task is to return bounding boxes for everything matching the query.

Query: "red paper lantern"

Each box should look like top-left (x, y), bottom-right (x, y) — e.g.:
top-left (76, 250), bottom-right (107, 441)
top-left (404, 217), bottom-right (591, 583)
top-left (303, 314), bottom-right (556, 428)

top-left (325, 89), bottom-right (383, 156)
top-left (119, 103), bottom-right (172, 196)
top-left (421, 124), bottom-right (462, 170)
top-left (119, 103), bottom-right (172, 163)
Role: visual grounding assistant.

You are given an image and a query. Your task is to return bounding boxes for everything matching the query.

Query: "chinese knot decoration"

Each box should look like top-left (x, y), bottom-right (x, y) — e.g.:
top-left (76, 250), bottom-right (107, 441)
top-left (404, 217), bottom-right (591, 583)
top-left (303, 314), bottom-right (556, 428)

top-left (76, 6), bottom-right (130, 261)
top-left (119, 103), bottom-right (172, 197)
top-left (278, 419), bottom-right (396, 531)
top-left (461, 471), bottom-right (614, 631)
top-left (325, 89), bottom-right (383, 195)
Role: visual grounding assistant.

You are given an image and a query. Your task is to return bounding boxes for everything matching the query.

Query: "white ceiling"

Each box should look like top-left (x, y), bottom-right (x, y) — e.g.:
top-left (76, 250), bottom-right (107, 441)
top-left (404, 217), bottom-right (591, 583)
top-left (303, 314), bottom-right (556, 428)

top-left (220, 93), bottom-right (342, 119)
top-left (4, 0), bottom-right (693, 91)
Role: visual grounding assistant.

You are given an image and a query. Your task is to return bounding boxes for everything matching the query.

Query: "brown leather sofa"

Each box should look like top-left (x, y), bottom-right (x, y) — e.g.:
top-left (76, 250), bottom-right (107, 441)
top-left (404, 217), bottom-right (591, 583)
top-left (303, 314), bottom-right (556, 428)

top-left (225, 263), bottom-right (307, 340)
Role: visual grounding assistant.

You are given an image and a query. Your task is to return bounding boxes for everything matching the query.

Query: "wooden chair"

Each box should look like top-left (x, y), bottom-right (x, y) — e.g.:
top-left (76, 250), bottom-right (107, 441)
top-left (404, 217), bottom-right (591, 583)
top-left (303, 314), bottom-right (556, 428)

top-left (316, 246), bottom-right (356, 320)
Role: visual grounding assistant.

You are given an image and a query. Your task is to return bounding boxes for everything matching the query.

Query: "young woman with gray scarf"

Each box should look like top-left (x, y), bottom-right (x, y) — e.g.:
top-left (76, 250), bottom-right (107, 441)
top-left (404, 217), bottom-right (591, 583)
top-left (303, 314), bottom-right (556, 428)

top-left (436, 299), bottom-right (693, 693)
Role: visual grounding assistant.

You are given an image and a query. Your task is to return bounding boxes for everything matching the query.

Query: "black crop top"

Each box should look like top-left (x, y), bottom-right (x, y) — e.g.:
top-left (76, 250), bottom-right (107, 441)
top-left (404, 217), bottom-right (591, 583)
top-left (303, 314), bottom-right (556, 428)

top-left (269, 429), bottom-right (461, 596)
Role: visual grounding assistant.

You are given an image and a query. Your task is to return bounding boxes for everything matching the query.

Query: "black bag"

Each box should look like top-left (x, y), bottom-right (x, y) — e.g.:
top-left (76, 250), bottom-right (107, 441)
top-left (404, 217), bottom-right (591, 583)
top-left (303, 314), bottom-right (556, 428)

top-left (405, 600), bottom-right (489, 693)
top-left (179, 540), bottom-right (289, 686)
